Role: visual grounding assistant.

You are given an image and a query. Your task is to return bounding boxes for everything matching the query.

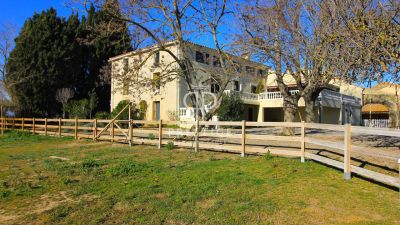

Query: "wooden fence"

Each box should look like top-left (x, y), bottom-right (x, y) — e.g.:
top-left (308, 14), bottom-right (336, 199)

top-left (0, 117), bottom-right (399, 189)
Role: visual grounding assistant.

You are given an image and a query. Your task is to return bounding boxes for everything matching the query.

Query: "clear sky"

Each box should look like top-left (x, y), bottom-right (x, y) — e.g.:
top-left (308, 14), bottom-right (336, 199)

top-left (0, 0), bottom-right (74, 31)
top-left (0, 1), bottom-right (382, 88)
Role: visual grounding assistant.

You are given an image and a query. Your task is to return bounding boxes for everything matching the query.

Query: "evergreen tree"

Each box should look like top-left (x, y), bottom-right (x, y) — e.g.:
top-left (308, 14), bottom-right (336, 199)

top-left (6, 2), bottom-right (132, 117)
top-left (79, 2), bottom-right (132, 112)
top-left (218, 94), bottom-right (244, 121)
top-left (6, 8), bottom-right (80, 116)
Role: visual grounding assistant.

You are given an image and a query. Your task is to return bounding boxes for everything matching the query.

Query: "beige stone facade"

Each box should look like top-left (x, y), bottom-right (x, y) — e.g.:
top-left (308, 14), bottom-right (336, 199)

top-left (109, 41), bottom-right (363, 125)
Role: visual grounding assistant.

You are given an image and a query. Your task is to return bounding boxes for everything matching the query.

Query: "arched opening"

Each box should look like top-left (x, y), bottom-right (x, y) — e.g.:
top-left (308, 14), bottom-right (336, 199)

top-left (362, 103), bottom-right (389, 127)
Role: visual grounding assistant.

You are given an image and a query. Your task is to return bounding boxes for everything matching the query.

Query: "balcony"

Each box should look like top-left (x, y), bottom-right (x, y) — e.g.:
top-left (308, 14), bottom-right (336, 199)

top-left (223, 90), bottom-right (259, 101)
top-left (258, 90), bottom-right (299, 100)
top-left (178, 89), bottom-right (361, 121)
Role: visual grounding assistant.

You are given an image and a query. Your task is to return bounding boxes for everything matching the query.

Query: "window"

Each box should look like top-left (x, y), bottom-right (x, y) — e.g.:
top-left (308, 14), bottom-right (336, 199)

top-left (211, 83), bottom-right (220, 93)
top-left (122, 58), bottom-right (129, 95)
top-left (153, 52), bottom-right (160, 66)
top-left (233, 80), bottom-right (240, 91)
top-left (123, 58), bottom-right (129, 72)
top-left (195, 51), bottom-right (205, 63)
top-left (258, 69), bottom-right (265, 76)
top-left (152, 73), bottom-right (161, 91)
top-left (245, 66), bottom-right (255, 73)
top-left (122, 79), bottom-right (129, 95)
top-left (205, 53), bottom-right (210, 65)
top-left (233, 61), bottom-right (241, 72)
top-left (213, 56), bottom-right (221, 67)
top-left (251, 85), bottom-right (257, 94)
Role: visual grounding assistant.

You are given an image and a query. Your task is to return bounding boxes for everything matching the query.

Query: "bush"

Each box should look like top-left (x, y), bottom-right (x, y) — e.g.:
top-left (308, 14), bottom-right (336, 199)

top-left (80, 158), bottom-right (100, 171)
top-left (264, 150), bottom-right (273, 160)
top-left (218, 93), bottom-right (244, 121)
top-left (65, 99), bottom-right (89, 119)
top-left (95, 111), bottom-right (111, 119)
top-left (148, 133), bottom-right (155, 140)
top-left (139, 100), bottom-right (148, 119)
top-left (111, 100), bottom-right (139, 120)
top-left (166, 141), bottom-right (174, 150)
top-left (167, 110), bottom-right (179, 121)
top-left (107, 160), bottom-right (147, 177)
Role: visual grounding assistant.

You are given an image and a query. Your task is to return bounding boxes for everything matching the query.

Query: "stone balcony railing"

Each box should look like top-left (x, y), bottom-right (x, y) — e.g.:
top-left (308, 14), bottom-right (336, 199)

top-left (223, 90), bottom-right (259, 101)
top-left (258, 90), bottom-right (299, 100)
top-left (179, 89), bottom-right (361, 120)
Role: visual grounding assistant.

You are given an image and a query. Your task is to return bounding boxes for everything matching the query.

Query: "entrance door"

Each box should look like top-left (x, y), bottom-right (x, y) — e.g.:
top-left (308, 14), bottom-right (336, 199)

top-left (154, 101), bottom-right (160, 120)
top-left (248, 107), bottom-right (254, 121)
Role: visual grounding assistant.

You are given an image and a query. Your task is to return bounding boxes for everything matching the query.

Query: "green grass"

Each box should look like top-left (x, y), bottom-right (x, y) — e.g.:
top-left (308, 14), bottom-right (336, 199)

top-left (0, 131), bottom-right (399, 224)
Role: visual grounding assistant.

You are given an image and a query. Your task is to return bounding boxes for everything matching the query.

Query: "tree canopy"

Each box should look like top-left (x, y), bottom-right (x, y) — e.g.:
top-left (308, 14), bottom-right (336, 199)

top-left (6, 4), bottom-right (132, 117)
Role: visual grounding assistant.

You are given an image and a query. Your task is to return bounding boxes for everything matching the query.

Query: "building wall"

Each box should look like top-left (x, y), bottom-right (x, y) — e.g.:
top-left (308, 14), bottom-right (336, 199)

top-left (110, 42), bottom-right (266, 121)
top-left (111, 44), bottom-right (181, 121)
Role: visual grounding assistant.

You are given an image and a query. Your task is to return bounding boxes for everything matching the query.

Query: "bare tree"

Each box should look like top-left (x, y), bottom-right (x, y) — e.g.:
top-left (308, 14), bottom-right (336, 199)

top-left (0, 23), bottom-right (16, 82)
top-left (56, 88), bottom-right (74, 118)
top-left (237, 0), bottom-right (306, 134)
top-left (237, 0), bottom-right (394, 129)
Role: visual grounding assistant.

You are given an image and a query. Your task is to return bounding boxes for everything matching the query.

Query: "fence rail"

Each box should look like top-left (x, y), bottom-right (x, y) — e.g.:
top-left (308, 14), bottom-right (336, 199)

top-left (0, 117), bottom-right (399, 189)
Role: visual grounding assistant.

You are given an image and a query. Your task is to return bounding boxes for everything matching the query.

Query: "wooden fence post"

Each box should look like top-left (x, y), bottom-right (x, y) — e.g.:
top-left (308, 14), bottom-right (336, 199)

top-left (129, 120), bottom-right (133, 146)
top-left (344, 123), bottom-right (351, 180)
top-left (195, 119), bottom-right (199, 152)
top-left (93, 119), bottom-right (97, 141)
top-left (241, 120), bottom-right (246, 157)
top-left (22, 118), bottom-right (25, 131)
top-left (58, 118), bottom-right (62, 137)
top-left (398, 159), bottom-right (400, 192)
top-left (33, 118), bottom-right (36, 134)
top-left (111, 121), bottom-right (114, 142)
top-left (0, 105), bottom-right (3, 135)
top-left (158, 120), bottom-right (162, 149)
top-left (12, 118), bottom-right (15, 130)
top-left (74, 118), bottom-right (78, 140)
top-left (44, 118), bottom-right (48, 136)
top-left (301, 121), bottom-right (305, 163)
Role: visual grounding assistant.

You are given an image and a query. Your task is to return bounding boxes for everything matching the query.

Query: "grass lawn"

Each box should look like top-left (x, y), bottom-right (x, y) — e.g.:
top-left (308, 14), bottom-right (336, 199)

top-left (0, 131), bottom-right (399, 225)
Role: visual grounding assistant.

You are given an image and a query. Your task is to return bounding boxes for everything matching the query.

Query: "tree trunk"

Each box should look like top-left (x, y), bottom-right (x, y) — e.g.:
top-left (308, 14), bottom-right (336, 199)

top-left (304, 97), bottom-right (316, 123)
top-left (282, 97), bottom-right (298, 136)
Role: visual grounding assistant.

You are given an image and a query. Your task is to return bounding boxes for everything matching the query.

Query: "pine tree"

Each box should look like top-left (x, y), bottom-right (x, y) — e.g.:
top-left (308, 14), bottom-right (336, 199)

top-left (6, 8), bottom-right (80, 116)
top-left (6, 3), bottom-right (132, 117)
top-left (80, 2), bottom-right (132, 112)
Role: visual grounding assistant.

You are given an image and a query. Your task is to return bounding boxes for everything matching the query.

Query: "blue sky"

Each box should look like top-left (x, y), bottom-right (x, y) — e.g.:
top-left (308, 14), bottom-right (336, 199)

top-left (0, 1), bottom-right (383, 88)
top-left (0, 0), bottom-right (73, 30)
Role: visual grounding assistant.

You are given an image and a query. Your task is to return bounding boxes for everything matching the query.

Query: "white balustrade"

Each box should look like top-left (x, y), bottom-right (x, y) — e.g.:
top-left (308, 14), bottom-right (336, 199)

top-left (363, 119), bottom-right (390, 128)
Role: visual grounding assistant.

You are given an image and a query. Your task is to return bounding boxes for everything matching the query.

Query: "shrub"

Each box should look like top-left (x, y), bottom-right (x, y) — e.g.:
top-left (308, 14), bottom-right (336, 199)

top-left (209, 154), bottom-right (217, 161)
top-left (139, 100), bottom-right (148, 119)
top-left (80, 158), bottom-right (100, 171)
top-left (148, 133), bottom-right (155, 140)
top-left (166, 141), bottom-right (174, 150)
top-left (167, 110), bottom-right (179, 121)
top-left (218, 93), bottom-right (244, 121)
top-left (111, 100), bottom-right (139, 120)
top-left (264, 150), bottom-right (273, 160)
top-left (65, 99), bottom-right (90, 119)
top-left (107, 160), bottom-right (147, 177)
top-left (255, 79), bottom-right (265, 94)
top-left (95, 111), bottom-right (110, 119)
